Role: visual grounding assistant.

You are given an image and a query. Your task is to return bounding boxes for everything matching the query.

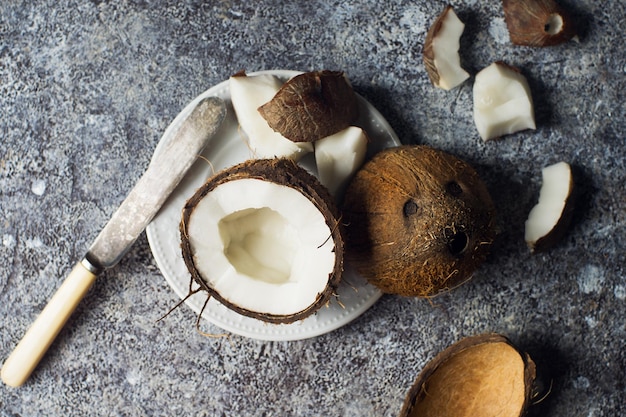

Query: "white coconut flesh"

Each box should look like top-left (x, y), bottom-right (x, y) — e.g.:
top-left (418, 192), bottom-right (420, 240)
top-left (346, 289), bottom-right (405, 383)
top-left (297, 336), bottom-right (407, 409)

top-left (473, 62), bottom-right (536, 141)
top-left (314, 126), bottom-right (368, 197)
top-left (525, 162), bottom-right (572, 245)
top-left (229, 74), bottom-right (313, 160)
top-left (186, 178), bottom-right (336, 316)
top-left (432, 8), bottom-right (470, 90)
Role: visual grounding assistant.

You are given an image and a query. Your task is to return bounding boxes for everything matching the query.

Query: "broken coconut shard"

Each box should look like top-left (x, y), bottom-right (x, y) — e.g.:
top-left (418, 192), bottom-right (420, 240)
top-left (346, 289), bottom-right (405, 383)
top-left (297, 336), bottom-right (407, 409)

top-left (398, 334), bottom-right (537, 417)
top-left (180, 158), bottom-right (344, 324)
top-left (423, 5), bottom-right (470, 90)
top-left (342, 145), bottom-right (497, 298)
top-left (503, 0), bottom-right (577, 47)
top-left (525, 161), bottom-right (575, 252)
top-left (229, 72), bottom-right (313, 161)
top-left (473, 61), bottom-right (536, 141)
top-left (230, 69), bottom-right (369, 202)
top-left (314, 126), bottom-right (369, 199)
top-left (258, 70), bottom-right (359, 143)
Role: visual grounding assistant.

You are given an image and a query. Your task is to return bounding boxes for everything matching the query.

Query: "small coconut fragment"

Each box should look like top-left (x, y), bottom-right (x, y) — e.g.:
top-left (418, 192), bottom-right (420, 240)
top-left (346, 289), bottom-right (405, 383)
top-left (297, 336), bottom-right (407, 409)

top-left (423, 5), bottom-right (470, 90)
top-left (314, 126), bottom-right (369, 198)
top-left (258, 70), bottom-right (359, 143)
top-left (180, 158), bottom-right (343, 324)
top-left (473, 61), bottom-right (536, 141)
top-left (503, 0), bottom-right (576, 47)
top-left (398, 334), bottom-right (537, 417)
top-left (229, 72), bottom-right (313, 160)
top-left (525, 161), bottom-right (575, 252)
top-left (342, 145), bottom-right (497, 298)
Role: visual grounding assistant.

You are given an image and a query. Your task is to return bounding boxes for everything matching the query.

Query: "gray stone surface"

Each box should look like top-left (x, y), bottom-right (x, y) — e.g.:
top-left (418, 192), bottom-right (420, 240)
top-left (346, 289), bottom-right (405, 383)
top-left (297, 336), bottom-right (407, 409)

top-left (1, 0), bottom-right (624, 416)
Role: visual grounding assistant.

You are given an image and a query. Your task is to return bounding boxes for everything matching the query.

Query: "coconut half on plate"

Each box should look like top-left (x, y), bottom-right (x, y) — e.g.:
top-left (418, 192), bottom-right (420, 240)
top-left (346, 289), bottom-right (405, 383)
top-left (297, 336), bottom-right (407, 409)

top-left (180, 158), bottom-right (344, 324)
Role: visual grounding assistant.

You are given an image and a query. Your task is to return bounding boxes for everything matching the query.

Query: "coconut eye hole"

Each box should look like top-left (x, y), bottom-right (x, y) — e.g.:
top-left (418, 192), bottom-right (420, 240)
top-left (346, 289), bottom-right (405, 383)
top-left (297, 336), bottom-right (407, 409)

top-left (403, 199), bottom-right (419, 217)
top-left (445, 228), bottom-right (469, 256)
top-left (544, 13), bottom-right (564, 35)
top-left (446, 181), bottom-right (463, 197)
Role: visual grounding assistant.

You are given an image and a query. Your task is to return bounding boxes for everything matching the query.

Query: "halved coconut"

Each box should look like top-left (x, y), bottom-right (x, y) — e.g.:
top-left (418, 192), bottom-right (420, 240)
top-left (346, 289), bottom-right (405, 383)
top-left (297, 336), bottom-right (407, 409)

top-left (399, 334), bottom-right (537, 417)
top-left (525, 161), bottom-right (575, 252)
top-left (180, 158), bottom-right (344, 324)
top-left (423, 5), bottom-right (470, 90)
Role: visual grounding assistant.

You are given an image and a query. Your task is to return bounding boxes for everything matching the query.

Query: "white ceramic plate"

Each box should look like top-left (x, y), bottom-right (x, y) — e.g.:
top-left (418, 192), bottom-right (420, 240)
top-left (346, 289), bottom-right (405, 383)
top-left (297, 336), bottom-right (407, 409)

top-left (146, 70), bottom-right (400, 341)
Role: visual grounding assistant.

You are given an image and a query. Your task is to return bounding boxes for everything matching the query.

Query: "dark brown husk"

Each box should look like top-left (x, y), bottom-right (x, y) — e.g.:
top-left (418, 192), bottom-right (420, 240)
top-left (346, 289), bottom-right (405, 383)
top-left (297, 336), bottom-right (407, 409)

top-left (342, 145), bottom-right (497, 297)
top-left (258, 70), bottom-right (359, 143)
top-left (180, 158), bottom-right (344, 324)
top-left (398, 333), bottom-right (537, 417)
top-left (503, 0), bottom-right (576, 47)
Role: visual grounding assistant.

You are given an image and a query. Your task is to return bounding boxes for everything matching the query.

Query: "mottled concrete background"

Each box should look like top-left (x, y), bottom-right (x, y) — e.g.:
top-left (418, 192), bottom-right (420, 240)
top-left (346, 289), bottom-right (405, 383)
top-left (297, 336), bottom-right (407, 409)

top-left (1, 0), bottom-right (624, 416)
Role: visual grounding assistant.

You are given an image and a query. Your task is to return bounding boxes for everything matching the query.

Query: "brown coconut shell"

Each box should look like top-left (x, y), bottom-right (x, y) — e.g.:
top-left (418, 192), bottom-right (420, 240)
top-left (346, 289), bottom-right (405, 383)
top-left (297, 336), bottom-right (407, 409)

top-left (342, 145), bottom-right (497, 297)
top-left (399, 334), bottom-right (537, 417)
top-left (180, 158), bottom-right (344, 324)
top-left (258, 70), bottom-right (359, 143)
top-left (503, 0), bottom-right (576, 47)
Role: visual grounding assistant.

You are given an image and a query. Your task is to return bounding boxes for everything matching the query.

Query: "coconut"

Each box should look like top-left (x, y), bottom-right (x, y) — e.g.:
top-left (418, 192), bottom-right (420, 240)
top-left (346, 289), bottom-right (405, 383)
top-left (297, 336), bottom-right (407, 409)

top-left (503, 0), bottom-right (577, 47)
top-left (314, 126), bottom-right (369, 198)
top-left (525, 161), bottom-right (575, 252)
top-left (180, 158), bottom-right (344, 324)
top-left (342, 145), bottom-right (496, 297)
top-left (423, 5), bottom-right (470, 90)
top-left (258, 70), bottom-right (359, 143)
top-left (473, 61), bottom-right (536, 141)
top-left (399, 334), bottom-right (537, 417)
top-left (229, 72), bottom-right (313, 160)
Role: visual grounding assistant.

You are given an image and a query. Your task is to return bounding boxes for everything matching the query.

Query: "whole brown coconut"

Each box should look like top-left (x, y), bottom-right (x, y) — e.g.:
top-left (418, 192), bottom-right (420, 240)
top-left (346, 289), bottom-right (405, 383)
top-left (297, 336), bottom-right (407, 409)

top-left (399, 334), bottom-right (537, 417)
top-left (180, 158), bottom-right (344, 324)
top-left (342, 145), bottom-right (496, 297)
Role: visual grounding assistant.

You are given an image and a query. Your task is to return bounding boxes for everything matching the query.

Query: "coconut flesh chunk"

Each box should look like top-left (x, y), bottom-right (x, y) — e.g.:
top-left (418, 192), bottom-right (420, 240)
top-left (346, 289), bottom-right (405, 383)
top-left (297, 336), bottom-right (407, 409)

top-left (473, 62), bottom-right (536, 141)
top-left (424, 6), bottom-right (470, 90)
top-left (185, 178), bottom-right (336, 317)
top-left (314, 126), bottom-right (368, 198)
top-left (525, 161), bottom-right (574, 251)
top-left (229, 73), bottom-right (313, 160)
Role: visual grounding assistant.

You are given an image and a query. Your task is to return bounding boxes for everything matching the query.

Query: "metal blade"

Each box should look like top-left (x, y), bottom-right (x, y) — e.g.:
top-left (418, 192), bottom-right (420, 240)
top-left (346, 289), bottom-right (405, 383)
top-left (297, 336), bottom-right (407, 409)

top-left (85, 96), bottom-right (226, 271)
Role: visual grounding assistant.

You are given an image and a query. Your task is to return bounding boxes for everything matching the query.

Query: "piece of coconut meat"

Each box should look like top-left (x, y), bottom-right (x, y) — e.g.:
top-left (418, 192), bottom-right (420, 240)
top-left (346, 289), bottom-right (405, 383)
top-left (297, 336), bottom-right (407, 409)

top-left (525, 161), bottom-right (574, 252)
top-left (473, 62), bottom-right (536, 141)
top-left (186, 178), bottom-right (336, 317)
top-left (423, 6), bottom-right (470, 90)
top-left (314, 126), bottom-right (368, 198)
top-left (230, 73), bottom-right (313, 160)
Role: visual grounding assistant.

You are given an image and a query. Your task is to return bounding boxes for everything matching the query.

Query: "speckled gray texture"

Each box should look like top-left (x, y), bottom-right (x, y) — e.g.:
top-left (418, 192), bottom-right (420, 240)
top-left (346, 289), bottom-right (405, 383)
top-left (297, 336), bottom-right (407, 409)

top-left (1, 0), bottom-right (624, 416)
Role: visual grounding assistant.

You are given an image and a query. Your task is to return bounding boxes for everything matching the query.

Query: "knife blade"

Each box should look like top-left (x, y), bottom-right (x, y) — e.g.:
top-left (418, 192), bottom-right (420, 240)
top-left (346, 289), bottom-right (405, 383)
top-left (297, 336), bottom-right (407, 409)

top-left (1, 96), bottom-right (226, 387)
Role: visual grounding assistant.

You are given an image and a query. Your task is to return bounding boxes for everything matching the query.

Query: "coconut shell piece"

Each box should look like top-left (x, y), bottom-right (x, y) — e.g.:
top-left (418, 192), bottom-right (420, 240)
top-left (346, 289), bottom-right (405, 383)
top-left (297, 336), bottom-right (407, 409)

top-left (258, 70), bottom-right (359, 143)
top-left (503, 0), bottom-right (576, 47)
top-left (524, 161), bottom-right (575, 253)
top-left (342, 145), bottom-right (497, 298)
top-left (399, 334), bottom-right (537, 417)
top-left (423, 5), bottom-right (470, 90)
top-left (180, 158), bottom-right (344, 324)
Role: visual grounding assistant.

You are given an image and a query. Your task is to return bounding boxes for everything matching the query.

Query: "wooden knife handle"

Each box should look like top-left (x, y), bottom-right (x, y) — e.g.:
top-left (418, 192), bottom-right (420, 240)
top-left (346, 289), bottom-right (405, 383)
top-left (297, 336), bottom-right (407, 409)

top-left (1, 261), bottom-right (97, 387)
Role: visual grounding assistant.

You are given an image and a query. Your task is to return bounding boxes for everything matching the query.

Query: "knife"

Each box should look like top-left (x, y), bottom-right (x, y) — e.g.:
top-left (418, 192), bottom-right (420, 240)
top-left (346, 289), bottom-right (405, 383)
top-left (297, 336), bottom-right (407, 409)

top-left (1, 96), bottom-right (226, 387)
